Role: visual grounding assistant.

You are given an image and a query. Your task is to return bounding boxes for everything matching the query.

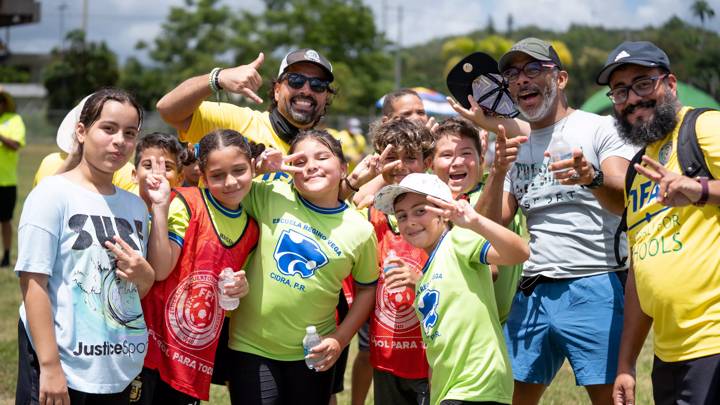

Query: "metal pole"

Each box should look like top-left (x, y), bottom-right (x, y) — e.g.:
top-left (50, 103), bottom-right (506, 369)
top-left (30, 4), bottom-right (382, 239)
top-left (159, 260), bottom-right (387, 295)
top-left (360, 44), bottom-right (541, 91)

top-left (394, 5), bottom-right (403, 89)
top-left (82, 0), bottom-right (88, 34)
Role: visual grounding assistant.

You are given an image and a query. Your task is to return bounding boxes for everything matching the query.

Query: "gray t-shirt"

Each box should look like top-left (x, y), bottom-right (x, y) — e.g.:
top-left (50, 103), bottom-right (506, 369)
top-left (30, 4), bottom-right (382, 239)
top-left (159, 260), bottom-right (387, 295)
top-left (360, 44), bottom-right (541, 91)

top-left (503, 110), bottom-right (637, 278)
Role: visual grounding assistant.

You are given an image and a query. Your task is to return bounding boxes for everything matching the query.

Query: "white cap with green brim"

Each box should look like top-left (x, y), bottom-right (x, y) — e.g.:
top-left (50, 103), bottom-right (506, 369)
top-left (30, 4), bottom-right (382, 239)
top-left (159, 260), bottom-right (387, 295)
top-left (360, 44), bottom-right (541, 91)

top-left (374, 173), bottom-right (453, 215)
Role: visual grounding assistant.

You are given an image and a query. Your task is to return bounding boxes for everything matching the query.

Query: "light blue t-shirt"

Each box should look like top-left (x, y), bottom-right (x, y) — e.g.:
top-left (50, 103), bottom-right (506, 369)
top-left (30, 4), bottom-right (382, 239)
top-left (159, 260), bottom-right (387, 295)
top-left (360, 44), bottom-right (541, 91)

top-left (15, 175), bottom-right (149, 394)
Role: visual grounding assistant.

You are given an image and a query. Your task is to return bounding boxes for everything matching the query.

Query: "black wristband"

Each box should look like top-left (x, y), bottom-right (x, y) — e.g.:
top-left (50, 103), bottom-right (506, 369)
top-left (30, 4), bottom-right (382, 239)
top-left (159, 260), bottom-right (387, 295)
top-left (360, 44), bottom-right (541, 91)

top-left (344, 177), bottom-right (359, 193)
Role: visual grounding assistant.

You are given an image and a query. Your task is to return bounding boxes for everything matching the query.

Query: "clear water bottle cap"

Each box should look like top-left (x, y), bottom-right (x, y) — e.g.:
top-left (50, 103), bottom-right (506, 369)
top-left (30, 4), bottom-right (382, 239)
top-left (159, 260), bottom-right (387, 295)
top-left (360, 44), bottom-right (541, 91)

top-left (306, 325), bottom-right (317, 334)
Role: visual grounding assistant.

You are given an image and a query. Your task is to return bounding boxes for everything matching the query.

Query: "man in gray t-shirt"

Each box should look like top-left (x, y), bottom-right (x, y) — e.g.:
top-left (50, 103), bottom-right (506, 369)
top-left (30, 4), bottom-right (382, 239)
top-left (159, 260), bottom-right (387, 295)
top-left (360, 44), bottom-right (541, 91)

top-left (486, 38), bottom-right (635, 404)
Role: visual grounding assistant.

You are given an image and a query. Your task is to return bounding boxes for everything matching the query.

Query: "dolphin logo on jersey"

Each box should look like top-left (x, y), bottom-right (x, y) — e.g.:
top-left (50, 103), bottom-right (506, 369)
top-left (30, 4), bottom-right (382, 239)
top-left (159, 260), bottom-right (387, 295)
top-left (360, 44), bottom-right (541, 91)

top-left (417, 289), bottom-right (440, 337)
top-left (274, 229), bottom-right (328, 278)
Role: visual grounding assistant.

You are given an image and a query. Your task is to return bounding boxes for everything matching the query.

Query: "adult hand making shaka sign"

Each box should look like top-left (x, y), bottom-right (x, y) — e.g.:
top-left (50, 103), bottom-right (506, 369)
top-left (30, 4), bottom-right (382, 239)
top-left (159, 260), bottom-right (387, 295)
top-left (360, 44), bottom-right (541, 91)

top-left (216, 53), bottom-right (266, 104)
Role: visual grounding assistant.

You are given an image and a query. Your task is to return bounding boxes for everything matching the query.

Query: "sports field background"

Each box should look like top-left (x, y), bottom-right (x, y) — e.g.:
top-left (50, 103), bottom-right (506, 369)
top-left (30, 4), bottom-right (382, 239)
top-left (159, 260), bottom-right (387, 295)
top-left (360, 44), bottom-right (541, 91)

top-left (0, 140), bottom-right (656, 404)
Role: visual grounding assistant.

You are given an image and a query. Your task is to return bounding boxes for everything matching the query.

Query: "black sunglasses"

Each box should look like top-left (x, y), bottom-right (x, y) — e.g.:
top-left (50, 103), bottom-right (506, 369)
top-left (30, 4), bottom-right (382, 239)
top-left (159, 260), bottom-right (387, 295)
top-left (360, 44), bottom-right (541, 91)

top-left (283, 72), bottom-right (330, 93)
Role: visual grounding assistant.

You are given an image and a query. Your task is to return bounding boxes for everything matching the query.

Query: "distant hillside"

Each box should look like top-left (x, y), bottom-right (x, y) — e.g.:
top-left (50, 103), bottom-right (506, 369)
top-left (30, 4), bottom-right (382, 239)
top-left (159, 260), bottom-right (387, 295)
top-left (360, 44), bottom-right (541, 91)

top-left (398, 16), bottom-right (720, 107)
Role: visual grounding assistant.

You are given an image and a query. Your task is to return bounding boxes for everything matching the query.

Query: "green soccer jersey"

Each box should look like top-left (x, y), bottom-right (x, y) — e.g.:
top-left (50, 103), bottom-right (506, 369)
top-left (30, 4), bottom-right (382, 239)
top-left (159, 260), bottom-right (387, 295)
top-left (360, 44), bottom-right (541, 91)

top-left (465, 184), bottom-right (525, 324)
top-left (415, 226), bottom-right (513, 405)
top-left (229, 180), bottom-right (378, 360)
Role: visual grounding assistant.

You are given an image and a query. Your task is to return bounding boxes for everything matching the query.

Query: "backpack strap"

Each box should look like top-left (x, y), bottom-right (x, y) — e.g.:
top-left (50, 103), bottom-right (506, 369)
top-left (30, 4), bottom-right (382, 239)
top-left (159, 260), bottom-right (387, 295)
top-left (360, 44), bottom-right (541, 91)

top-left (677, 107), bottom-right (715, 179)
top-left (614, 147), bottom-right (646, 267)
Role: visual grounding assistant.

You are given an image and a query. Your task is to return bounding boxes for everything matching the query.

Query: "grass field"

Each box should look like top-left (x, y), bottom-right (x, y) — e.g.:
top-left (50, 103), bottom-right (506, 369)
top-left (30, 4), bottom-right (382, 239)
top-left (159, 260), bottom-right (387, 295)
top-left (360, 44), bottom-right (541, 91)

top-left (1, 141), bottom-right (657, 404)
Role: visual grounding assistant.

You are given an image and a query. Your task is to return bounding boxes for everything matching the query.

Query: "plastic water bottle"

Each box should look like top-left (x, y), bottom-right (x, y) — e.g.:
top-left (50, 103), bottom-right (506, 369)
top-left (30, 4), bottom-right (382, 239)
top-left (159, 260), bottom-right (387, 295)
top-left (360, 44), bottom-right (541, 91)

top-left (548, 134), bottom-right (573, 173)
top-left (218, 268), bottom-right (239, 311)
top-left (383, 250), bottom-right (403, 293)
top-left (303, 326), bottom-right (322, 370)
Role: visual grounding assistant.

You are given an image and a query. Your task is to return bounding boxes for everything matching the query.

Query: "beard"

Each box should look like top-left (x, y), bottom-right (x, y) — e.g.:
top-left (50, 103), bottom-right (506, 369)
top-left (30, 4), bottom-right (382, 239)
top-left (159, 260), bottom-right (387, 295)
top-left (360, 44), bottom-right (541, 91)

top-left (284, 94), bottom-right (320, 126)
top-left (612, 92), bottom-right (680, 147)
top-left (516, 72), bottom-right (559, 122)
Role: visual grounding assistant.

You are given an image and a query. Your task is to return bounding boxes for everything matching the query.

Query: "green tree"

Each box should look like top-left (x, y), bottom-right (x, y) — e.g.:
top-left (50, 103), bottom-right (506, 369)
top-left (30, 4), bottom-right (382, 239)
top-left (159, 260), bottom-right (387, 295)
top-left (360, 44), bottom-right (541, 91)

top-left (43, 30), bottom-right (119, 115)
top-left (692, 0), bottom-right (716, 27)
top-left (231, 0), bottom-right (392, 115)
top-left (0, 66), bottom-right (30, 83)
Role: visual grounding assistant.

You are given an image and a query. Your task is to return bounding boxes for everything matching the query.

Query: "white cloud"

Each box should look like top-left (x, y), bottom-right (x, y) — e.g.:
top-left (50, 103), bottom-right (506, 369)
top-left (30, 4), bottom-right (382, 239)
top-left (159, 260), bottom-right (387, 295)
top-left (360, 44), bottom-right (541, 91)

top-left (7, 0), bottom-right (720, 62)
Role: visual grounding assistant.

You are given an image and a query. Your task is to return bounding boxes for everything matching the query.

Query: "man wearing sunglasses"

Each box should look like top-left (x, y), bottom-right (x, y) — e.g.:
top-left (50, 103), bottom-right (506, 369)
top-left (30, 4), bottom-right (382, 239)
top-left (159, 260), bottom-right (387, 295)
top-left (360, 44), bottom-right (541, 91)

top-left (597, 41), bottom-right (720, 405)
top-left (483, 38), bottom-right (636, 405)
top-left (157, 48), bottom-right (335, 157)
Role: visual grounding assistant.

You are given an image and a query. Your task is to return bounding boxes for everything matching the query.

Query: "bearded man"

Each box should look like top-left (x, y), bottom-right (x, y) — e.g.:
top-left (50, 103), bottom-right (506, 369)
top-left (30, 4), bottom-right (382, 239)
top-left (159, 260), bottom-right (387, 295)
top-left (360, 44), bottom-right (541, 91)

top-left (598, 41), bottom-right (720, 405)
top-left (487, 38), bottom-right (637, 405)
top-left (158, 49), bottom-right (334, 155)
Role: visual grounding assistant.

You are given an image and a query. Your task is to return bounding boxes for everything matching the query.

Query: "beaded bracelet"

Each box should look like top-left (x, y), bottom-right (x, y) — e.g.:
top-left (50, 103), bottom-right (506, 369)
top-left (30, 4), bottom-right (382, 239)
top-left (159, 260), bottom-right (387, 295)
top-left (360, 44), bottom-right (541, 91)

top-left (209, 67), bottom-right (223, 103)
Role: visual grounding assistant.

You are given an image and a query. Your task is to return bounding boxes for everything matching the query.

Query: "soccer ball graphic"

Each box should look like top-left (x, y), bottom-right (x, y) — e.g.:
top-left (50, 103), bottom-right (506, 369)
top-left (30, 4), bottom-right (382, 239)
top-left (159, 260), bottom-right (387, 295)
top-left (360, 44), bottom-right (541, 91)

top-left (185, 290), bottom-right (214, 328)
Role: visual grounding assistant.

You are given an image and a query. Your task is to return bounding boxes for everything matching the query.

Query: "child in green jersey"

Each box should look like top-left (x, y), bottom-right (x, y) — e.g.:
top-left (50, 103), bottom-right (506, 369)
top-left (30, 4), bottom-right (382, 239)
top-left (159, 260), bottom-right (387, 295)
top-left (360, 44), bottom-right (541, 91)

top-left (225, 129), bottom-right (379, 405)
top-left (430, 117), bottom-right (527, 324)
top-left (374, 173), bottom-right (529, 405)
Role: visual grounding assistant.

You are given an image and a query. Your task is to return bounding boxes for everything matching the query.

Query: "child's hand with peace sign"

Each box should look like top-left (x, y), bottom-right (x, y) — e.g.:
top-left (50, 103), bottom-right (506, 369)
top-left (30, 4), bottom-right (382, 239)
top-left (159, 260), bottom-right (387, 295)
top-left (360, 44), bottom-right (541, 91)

top-left (105, 235), bottom-right (155, 298)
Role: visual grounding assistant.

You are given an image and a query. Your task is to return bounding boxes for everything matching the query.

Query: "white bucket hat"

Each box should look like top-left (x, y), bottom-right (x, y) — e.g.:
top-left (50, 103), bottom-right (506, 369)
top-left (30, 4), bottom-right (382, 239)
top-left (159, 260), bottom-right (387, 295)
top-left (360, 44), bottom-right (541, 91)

top-left (374, 173), bottom-right (453, 215)
top-left (56, 94), bottom-right (93, 153)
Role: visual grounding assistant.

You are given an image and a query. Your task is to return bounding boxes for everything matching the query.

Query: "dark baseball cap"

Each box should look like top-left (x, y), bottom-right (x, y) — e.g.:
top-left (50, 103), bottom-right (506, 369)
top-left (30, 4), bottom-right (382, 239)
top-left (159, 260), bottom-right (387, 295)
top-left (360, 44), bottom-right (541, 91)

top-left (278, 49), bottom-right (334, 82)
top-left (498, 38), bottom-right (564, 73)
top-left (446, 52), bottom-right (518, 117)
top-left (596, 41), bottom-right (670, 85)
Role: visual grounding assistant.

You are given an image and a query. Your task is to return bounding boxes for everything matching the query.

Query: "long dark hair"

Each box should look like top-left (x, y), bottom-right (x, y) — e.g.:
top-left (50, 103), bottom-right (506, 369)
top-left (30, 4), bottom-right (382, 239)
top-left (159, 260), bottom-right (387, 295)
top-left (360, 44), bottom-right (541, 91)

top-left (79, 87), bottom-right (143, 131)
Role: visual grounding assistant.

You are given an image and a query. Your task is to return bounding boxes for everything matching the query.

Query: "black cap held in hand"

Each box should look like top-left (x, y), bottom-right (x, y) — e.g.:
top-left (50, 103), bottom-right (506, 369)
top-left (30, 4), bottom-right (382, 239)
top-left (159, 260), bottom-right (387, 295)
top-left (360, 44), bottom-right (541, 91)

top-left (447, 52), bottom-right (519, 118)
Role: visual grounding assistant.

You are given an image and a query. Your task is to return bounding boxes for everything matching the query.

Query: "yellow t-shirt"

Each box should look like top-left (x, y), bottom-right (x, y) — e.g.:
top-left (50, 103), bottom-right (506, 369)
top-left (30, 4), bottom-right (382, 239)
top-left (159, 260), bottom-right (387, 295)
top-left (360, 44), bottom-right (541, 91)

top-left (32, 151), bottom-right (136, 192)
top-left (182, 102), bottom-right (290, 153)
top-left (626, 106), bottom-right (720, 362)
top-left (0, 112), bottom-right (26, 186)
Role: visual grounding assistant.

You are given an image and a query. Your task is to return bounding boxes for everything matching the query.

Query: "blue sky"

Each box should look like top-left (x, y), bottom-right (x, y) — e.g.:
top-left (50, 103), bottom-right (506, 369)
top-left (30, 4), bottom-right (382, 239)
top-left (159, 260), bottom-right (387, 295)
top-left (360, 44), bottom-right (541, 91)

top-left (8, 0), bottom-right (720, 64)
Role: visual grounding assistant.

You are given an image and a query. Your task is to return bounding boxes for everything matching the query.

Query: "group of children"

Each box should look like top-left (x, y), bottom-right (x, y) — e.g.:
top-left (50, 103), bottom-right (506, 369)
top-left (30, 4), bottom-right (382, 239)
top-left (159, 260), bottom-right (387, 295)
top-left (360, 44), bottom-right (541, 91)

top-left (15, 87), bottom-right (530, 405)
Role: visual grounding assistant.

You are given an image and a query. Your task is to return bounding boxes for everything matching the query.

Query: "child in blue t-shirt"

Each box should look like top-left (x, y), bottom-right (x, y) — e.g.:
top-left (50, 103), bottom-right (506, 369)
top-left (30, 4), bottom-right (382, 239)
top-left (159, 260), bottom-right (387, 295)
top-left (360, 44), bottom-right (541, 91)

top-left (15, 88), bottom-right (164, 404)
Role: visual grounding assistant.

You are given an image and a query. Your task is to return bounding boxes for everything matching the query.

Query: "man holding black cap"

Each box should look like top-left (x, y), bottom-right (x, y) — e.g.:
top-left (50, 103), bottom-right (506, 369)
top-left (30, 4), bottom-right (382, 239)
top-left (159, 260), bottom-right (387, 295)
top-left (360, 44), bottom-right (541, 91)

top-left (597, 41), bottom-right (720, 405)
top-left (157, 49), bottom-right (335, 157)
top-left (473, 38), bottom-right (636, 405)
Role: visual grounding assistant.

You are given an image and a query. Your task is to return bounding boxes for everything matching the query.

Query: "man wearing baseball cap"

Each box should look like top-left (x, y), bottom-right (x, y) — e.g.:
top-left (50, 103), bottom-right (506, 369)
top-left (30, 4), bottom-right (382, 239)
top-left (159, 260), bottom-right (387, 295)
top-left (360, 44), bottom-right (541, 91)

top-left (471, 38), bottom-right (636, 404)
top-left (157, 48), bottom-right (335, 157)
top-left (598, 41), bottom-right (720, 405)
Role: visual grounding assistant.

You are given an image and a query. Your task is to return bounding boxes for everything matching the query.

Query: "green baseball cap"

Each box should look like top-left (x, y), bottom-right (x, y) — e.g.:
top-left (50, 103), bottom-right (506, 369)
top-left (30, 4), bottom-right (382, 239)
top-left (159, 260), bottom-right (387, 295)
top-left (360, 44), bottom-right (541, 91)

top-left (498, 37), bottom-right (564, 73)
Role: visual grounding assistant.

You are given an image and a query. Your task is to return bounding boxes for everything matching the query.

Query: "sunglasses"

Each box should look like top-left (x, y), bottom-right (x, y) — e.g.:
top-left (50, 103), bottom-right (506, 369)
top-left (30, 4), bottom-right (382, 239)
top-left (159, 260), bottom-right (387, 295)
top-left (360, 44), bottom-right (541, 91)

top-left (606, 74), bottom-right (668, 105)
top-left (283, 72), bottom-right (330, 93)
top-left (501, 61), bottom-right (557, 83)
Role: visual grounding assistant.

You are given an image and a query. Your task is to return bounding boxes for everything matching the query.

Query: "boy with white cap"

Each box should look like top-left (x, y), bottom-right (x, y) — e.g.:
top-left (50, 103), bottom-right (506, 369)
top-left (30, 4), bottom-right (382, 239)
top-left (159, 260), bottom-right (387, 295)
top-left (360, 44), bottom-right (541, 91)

top-left (374, 173), bottom-right (529, 405)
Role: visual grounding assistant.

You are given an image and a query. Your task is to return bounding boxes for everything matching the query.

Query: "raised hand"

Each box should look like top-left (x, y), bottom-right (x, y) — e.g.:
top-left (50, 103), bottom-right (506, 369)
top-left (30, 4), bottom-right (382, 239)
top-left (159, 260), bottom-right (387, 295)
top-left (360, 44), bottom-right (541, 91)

top-left (425, 116), bottom-right (439, 133)
top-left (347, 144), bottom-right (395, 189)
top-left (635, 155), bottom-right (702, 206)
top-left (494, 124), bottom-right (527, 172)
top-left (217, 53), bottom-right (265, 103)
top-left (144, 156), bottom-right (171, 207)
top-left (378, 144), bottom-right (405, 185)
top-left (425, 196), bottom-right (478, 229)
top-left (546, 148), bottom-right (595, 186)
top-left (105, 235), bottom-right (154, 287)
top-left (447, 95), bottom-right (489, 126)
top-left (256, 149), bottom-right (305, 175)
